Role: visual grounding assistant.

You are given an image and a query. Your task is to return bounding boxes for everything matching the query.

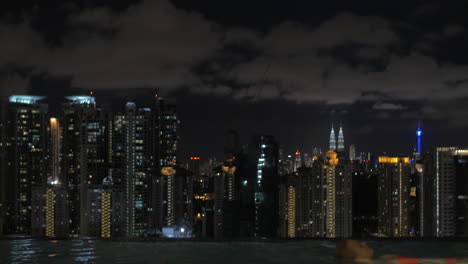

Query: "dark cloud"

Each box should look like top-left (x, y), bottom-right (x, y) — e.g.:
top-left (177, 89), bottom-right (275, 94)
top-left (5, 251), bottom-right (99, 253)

top-left (373, 102), bottom-right (406, 110)
top-left (1, 0), bottom-right (468, 137)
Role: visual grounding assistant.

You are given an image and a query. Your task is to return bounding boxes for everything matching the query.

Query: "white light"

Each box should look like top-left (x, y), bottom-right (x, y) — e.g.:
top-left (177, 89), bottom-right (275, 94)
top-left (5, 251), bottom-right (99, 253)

top-left (9, 95), bottom-right (45, 104)
top-left (180, 228), bottom-right (185, 233)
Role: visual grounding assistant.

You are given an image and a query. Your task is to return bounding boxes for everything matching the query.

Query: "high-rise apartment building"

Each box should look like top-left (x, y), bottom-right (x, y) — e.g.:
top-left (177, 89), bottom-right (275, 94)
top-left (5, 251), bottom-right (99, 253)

top-left (377, 156), bottom-right (411, 237)
top-left (31, 117), bottom-right (68, 238)
top-left (112, 103), bottom-right (156, 237)
top-left (213, 158), bottom-right (239, 239)
top-left (153, 97), bottom-right (180, 231)
top-left (279, 151), bottom-right (352, 238)
top-left (2, 96), bottom-right (48, 234)
top-left (431, 147), bottom-right (468, 237)
top-left (62, 96), bottom-right (110, 236)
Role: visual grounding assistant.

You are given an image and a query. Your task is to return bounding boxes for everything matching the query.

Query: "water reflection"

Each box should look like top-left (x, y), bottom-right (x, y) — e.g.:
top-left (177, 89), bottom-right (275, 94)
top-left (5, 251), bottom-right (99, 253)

top-left (71, 238), bottom-right (97, 263)
top-left (1, 239), bottom-right (467, 264)
top-left (10, 238), bottom-right (40, 264)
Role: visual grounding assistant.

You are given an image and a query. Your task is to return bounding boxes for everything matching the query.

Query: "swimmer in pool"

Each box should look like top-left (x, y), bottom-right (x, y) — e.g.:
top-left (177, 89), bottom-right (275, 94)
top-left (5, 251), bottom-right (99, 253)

top-left (335, 239), bottom-right (467, 264)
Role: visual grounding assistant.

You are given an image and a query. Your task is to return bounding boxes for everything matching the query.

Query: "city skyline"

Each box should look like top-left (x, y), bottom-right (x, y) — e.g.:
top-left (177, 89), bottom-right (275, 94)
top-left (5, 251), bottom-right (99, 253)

top-left (3, 92), bottom-right (463, 161)
top-left (1, 93), bottom-right (467, 240)
top-left (1, 1), bottom-right (468, 263)
top-left (1, 0), bottom-right (468, 159)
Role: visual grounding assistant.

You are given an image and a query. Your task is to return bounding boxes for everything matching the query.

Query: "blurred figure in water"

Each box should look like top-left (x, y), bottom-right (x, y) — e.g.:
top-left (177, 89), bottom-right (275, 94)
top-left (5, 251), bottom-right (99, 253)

top-left (335, 239), bottom-right (467, 264)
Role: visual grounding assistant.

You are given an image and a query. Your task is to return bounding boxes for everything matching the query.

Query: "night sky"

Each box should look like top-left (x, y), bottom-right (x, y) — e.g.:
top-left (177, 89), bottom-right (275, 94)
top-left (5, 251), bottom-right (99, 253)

top-left (1, 0), bottom-right (468, 159)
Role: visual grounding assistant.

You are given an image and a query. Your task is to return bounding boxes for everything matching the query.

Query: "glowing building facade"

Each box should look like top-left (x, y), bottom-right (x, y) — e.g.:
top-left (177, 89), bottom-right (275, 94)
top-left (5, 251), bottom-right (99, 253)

top-left (329, 126), bottom-right (336, 151)
top-left (337, 125), bottom-right (345, 152)
top-left (279, 152), bottom-right (352, 238)
top-left (112, 103), bottom-right (155, 237)
top-left (377, 156), bottom-right (411, 237)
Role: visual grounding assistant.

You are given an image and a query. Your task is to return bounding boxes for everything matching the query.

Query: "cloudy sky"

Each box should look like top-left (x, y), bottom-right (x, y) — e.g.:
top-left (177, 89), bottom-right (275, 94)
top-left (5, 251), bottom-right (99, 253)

top-left (1, 0), bottom-right (467, 158)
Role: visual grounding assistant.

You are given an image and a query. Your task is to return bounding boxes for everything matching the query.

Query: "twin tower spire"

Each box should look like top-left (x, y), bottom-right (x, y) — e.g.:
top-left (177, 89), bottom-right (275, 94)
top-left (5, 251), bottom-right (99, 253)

top-left (329, 124), bottom-right (344, 152)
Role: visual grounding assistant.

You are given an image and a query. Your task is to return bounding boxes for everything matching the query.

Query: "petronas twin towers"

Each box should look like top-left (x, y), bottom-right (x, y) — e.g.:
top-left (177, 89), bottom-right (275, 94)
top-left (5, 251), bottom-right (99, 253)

top-left (329, 124), bottom-right (344, 152)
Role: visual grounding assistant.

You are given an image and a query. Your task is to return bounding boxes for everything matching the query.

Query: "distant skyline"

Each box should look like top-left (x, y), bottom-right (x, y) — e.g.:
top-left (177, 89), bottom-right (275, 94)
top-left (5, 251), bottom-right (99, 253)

top-left (1, 0), bottom-right (468, 158)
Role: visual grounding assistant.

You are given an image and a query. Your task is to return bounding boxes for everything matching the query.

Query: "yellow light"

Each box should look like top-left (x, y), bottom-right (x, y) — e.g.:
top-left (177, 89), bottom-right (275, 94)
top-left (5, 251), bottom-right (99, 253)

top-left (378, 156), bottom-right (410, 164)
top-left (46, 189), bottom-right (55, 238)
top-left (287, 187), bottom-right (296, 238)
top-left (222, 166), bottom-right (236, 174)
top-left (161, 167), bottom-right (176, 176)
top-left (101, 191), bottom-right (111, 238)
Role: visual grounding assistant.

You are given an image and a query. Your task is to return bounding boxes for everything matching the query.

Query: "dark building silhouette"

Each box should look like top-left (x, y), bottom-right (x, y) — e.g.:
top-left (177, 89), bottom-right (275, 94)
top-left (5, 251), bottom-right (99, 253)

top-left (250, 135), bottom-right (279, 238)
top-left (62, 96), bottom-right (110, 236)
top-left (352, 161), bottom-right (378, 237)
top-left (1, 96), bottom-right (48, 234)
top-left (429, 147), bottom-right (468, 237)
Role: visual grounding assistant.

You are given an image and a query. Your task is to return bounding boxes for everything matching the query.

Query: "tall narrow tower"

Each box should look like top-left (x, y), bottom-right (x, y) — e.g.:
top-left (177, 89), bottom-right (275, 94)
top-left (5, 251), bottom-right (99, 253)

top-left (329, 125), bottom-right (336, 151)
top-left (416, 121), bottom-right (422, 153)
top-left (293, 150), bottom-right (301, 171)
top-left (337, 125), bottom-right (344, 152)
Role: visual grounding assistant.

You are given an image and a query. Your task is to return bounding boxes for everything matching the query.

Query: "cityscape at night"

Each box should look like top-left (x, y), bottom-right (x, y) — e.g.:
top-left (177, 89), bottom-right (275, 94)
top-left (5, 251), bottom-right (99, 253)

top-left (1, 0), bottom-right (468, 263)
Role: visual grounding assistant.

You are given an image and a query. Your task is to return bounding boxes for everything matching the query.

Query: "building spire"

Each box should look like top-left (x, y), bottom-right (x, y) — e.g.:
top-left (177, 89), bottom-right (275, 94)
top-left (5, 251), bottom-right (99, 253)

top-left (416, 120), bottom-right (422, 153)
top-left (329, 125), bottom-right (336, 150)
top-left (294, 150), bottom-right (301, 171)
top-left (337, 124), bottom-right (344, 152)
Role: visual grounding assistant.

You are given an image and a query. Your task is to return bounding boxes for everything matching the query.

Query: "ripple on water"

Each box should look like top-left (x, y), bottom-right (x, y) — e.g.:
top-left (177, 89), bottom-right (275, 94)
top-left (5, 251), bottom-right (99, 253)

top-left (0, 239), bottom-right (467, 264)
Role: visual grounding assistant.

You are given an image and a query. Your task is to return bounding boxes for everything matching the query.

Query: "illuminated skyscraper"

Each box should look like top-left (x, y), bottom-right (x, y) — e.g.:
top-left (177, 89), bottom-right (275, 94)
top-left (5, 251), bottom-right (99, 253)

top-left (377, 156), bottom-right (411, 237)
top-left (2, 96), bottom-right (48, 234)
top-left (323, 150), bottom-right (352, 238)
top-left (62, 96), bottom-right (110, 236)
top-left (293, 150), bottom-right (301, 171)
top-left (337, 125), bottom-right (345, 152)
top-left (279, 181), bottom-right (296, 238)
top-left (113, 103), bottom-right (155, 237)
top-left (431, 147), bottom-right (468, 237)
top-left (155, 97), bottom-right (178, 167)
top-left (329, 125), bottom-right (336, 151)
top-left (213, 158), bottom-right (239, 239)
top-left (154, 97), bottom-right (178, 229)
top-left (279, 152), bottom-right (352, 238)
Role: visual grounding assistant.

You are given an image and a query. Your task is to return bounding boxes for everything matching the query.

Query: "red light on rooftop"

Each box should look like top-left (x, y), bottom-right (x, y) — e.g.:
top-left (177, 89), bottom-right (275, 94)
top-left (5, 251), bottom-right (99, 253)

top-left (295, 151), bottom-right (300, 155)
top-left (89, 91), bottom-right (94, 95)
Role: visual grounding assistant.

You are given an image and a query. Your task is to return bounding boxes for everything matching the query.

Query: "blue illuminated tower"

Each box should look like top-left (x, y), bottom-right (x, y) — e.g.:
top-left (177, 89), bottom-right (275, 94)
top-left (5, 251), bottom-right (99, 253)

top-left (416, 121), bottom-right (422, 153)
